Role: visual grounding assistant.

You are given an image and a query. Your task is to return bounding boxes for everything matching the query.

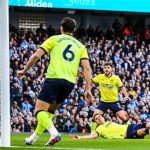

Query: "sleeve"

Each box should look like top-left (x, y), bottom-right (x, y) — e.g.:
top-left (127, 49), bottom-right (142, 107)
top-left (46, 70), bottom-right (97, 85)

top-left (96, 127), bottom-right (101, 136)
top-left (92, 75), bottom-right (100, 84)
top-left (116, 76), bottom-right (123, 88)
top-left (40, 36), bottom-right (55, 53)
top-left (80, 46), bottom-right (89, 60)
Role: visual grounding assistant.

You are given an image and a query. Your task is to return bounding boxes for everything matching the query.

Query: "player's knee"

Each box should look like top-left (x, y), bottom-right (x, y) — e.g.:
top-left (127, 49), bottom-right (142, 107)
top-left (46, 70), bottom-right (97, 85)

top-left (116, 111), bottom-right (127, 120)
top-left (141, 130), bottom-right (145, 135)
top-left (137, 129), bottom-right (146, 137)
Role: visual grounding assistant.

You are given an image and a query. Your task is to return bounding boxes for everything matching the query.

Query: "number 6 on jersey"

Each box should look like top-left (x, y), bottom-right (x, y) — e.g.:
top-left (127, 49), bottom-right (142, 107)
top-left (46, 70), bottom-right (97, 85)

top-left (63, 45), bottom-right (75, 61)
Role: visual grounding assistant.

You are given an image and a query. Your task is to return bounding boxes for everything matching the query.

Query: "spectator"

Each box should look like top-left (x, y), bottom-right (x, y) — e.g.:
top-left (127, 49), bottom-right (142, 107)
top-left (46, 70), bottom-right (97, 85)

top-left (20, 39), bottom-right (29, 50)
top-left (63, 120), bottom-right (72, 132)
top-left (47, 25), bottom-right (55, 37)
top-left (145, 25), bottom-right (150, 44)
top-left (77, 118), bottom-right (86, 133)
top-left (36, 23), bottom-right (46, 36)
top-left (112, 19), bottom-right (121, 37)
top-left (86, 25), bottom-right (95, 37)
top-left (76, 24), bottom-right (86, 39)
top-left (21, 100), bottom-right (33, 112)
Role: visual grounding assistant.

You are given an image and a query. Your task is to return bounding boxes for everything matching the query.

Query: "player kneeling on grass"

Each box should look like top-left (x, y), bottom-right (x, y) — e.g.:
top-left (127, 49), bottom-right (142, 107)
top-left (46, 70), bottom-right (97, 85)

top-left (71, 114), bottom-right (150, 139)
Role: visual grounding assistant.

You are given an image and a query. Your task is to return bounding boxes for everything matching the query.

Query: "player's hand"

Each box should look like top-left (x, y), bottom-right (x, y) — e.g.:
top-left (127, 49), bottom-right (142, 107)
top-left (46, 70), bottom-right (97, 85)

top-left (70, 134), bottom-right (79, 139)
top-left (84, 90), bottom-right (93, 102)
top-left (124, 96), bottom-right (131, 102)
top-left (17, 70), bottom-right (26, 78)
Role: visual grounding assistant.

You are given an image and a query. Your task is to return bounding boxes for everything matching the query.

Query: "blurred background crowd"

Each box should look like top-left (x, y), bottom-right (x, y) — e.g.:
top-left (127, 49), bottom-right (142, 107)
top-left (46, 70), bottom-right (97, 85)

top-left (9, 20), bottom-right (150, 133)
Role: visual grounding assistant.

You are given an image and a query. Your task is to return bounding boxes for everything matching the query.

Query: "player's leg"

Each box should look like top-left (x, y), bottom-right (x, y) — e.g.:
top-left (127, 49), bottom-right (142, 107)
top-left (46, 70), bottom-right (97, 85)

top-left (146, 123), bottom-right (150, 128)
top-left (116, 110), bottom-right (130, 125)
top-left (111, 102), bottom-right (130, 125)
top-left (136, 128), bottom-right (149, 138)
top-left (25, 99), bottom-right (50, 145)
top-left (136, 123), bottom-right (150, 138)
top-left (126, 123), bottom-right (149, 139)
top-left (25, 123), bottom-right (45, 145)
top-left (43, 103), bottom-right (61, 146)
top-left (33, 104), bottom-right (57, 140)
top-left (26, 103), bottom-right (61, 145)
top-left (25, 79), bottom-right (60, 145)
top-left (35, 102), bottom-right (59, 134)
top-left (91, 102), bottom-right (108, 133)
top-left (45, 79), bottom-right (74, 146)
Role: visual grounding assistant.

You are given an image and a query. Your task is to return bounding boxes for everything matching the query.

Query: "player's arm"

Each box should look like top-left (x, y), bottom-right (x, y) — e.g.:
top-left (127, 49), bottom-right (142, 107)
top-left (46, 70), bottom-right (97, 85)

top-left (120, 86), bottom-right (131, 101)
top-left (17, 37), bottom-right (54, 78)
top-left (71, 132), bottom-right (98, 139)
top-left (81, 59), bottom-right (92, 91)
top-left (17, 48), bottom-right (45, 78)
top-left (120, 86), bottom-right (128, 97)
top-left (92, 75), bottom-right (99, 84)
top-left (81, 59), bottom-right (93, 102)
top-left (116, 76), bottom-right (131, 102)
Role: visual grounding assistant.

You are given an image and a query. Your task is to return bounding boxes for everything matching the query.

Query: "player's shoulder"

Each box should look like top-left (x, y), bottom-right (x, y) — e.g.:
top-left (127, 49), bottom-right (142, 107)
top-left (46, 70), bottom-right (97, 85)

top-left (71, 36), bottom-right (85, 48)
top-left (98, 74), bottom-right (106, 79)
top-left (45, 35), bottom-right (58, 42)
top-left (111, 74), bottom-right (120, 79)
top-left (50, 34), bottom-right (61, 40)
top-left (95, 74), bottom-right (103, 78)
top-left (99, 74), bottom-right (104, 77)
top-left (48, 34), bottom-right (72, 44)
top-left (55, 34), bottom-right (84, 47)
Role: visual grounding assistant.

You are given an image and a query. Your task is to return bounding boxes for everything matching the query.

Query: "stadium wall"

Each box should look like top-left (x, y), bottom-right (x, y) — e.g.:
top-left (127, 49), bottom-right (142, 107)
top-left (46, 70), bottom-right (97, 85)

top-left (9, 12), bottom-right (19, 28)
top-left (145, 18), bottom-right (150, 27)
top-left (9, 11), bottom-right (124, 31)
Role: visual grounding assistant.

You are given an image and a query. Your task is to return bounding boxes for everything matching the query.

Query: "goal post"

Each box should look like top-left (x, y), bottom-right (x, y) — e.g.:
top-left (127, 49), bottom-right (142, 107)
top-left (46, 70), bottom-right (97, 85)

top-left (0, 0), bottom-right (10, 147)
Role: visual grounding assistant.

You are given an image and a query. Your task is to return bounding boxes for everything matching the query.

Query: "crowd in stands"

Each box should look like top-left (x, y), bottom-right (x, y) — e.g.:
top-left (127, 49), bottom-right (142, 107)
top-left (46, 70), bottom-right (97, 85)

top-left (9, 19), bottom-right (150, 133)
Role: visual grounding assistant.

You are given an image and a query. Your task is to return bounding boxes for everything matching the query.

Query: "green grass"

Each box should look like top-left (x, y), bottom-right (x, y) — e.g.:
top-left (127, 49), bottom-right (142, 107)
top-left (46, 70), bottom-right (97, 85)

top-left (0, 133), bottom-right (150, 150)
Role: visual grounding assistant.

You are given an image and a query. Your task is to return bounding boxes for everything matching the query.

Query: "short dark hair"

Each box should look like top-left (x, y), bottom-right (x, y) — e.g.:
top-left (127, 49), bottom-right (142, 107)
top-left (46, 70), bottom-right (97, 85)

top-left (93, 113), bottom-right (100, 121)
top-left (61, 17), bottom-right (76, 33)
top-left (104, 62), bottom-right (113, 68)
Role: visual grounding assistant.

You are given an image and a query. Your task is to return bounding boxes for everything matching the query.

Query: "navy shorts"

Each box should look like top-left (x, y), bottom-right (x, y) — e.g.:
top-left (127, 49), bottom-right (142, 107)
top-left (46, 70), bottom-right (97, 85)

top-left (96, 101), bottom-right (122, 113)
top-left (38, 79), bottom-right (74, 104)
top-left (126, 123), bottom-right (146, 139)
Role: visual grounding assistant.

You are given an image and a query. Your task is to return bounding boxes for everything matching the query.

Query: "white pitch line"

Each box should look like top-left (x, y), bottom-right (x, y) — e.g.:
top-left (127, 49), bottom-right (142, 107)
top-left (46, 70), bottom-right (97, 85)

top-left (12, 146), bottom-right (106, 150)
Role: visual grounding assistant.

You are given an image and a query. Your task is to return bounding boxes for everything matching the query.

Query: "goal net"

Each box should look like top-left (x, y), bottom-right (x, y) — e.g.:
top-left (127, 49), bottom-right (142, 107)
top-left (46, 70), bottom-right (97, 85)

top-left (0, 0), bottom-right (10, 147)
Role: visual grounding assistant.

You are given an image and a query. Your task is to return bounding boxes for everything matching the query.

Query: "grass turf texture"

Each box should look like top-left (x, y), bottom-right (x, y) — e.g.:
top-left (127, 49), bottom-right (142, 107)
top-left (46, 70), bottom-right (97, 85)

top-left (0, 133), bottom-right (149, 150)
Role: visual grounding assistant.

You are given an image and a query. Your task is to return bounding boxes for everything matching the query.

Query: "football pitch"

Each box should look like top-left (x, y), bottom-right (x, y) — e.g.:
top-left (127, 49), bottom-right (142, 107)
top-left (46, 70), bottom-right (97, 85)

top-left (0, 134), bottom-right (150, 150)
